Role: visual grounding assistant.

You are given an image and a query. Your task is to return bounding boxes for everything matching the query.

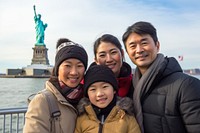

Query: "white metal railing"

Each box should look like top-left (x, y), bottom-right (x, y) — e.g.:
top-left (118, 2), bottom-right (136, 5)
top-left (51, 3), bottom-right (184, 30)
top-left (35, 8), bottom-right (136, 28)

top-left (0, 107), bottom-right (27, 133)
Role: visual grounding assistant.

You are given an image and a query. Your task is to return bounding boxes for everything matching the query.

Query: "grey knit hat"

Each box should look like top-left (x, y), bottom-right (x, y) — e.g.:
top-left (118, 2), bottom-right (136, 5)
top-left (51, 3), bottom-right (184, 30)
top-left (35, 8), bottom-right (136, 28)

top-left (54, 38), bottom-right (88, 76)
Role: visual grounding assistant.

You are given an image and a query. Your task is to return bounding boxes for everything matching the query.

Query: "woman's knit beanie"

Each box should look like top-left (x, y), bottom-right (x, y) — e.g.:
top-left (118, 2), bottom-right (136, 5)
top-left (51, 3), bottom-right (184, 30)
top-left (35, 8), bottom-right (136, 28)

top-left (54, 38), bottom-right (88, 76)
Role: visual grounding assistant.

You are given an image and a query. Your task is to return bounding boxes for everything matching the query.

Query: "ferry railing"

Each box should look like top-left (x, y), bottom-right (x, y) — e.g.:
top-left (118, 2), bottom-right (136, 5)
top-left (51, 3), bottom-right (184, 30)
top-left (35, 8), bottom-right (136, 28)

top-left (0, 107), bottom-right (27, 133)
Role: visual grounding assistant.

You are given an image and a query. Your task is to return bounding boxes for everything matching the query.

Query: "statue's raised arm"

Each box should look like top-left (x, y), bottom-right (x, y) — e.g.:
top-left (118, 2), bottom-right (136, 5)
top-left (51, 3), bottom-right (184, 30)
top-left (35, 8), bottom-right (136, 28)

top-left (33, 5), bottom-right (37, 17)
top-left (33, 5), bottom-right (48, 45)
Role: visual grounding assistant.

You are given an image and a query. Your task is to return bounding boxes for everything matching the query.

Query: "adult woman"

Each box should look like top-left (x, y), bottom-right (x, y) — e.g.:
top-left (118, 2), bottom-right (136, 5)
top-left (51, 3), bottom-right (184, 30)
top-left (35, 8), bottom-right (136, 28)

top-left (23, 38), bottom-right (88, 133)
top-left (92, 34), bottom-right (133, 98)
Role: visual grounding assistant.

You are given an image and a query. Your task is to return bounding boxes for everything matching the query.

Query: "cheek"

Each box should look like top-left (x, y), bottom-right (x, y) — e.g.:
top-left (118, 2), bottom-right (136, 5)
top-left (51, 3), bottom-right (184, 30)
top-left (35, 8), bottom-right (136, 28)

top-left (58, 69), bottom-right (67, 81)
top-left (58, 66), bottom-right (66, 76)
top-left (88, 93), bottom-right (95, 101)
top-left (127, 51), bottom-right (137, 63)
top-left (116, 54), bottom-right (122, 63)
top-left (96, 58), bottom-right (105, 65)
top-left (150, 47), bottom-right (158, 58)
top-left (79, 68), bottom-right (85, 77)
top-left (127, 49), bottom-right (135, 58)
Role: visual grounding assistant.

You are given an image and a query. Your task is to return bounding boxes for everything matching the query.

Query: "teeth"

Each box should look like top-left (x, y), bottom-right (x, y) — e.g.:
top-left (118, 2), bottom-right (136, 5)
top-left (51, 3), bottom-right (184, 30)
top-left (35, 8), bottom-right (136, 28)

top-left (107, 65), bottom-right (114, 68)
top-left (98, 98), bottom-right (106, 101)
top-left (69, 77), bottom-right (78, 83)
top-left (69, 77), bottom-right (78, 79)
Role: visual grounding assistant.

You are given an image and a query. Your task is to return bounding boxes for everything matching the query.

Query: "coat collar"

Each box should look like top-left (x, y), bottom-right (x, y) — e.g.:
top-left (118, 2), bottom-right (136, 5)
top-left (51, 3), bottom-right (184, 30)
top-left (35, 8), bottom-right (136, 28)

top-left (77, 97), bottom-right (134, 116)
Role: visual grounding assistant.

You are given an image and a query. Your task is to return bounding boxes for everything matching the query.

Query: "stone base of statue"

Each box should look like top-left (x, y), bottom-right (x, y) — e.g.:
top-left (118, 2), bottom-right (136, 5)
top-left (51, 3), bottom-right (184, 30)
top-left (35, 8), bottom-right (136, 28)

top-left (5, 43), bottom-right (53, 77)
top-left (31, 44), bottom-right (49, 65)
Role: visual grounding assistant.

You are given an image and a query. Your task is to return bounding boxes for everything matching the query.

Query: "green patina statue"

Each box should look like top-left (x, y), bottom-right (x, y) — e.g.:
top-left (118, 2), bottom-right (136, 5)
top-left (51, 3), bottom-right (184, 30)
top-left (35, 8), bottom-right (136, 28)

top-left (33, 5), bottom-right (47, 46)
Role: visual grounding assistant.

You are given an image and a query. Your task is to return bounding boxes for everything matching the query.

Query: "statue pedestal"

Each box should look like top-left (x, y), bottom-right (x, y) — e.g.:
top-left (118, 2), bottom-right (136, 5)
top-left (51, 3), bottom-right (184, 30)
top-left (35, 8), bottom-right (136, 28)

top-left (31, 45), bottom-right (49, 65)
top-left (35, 43), bottom-right (46, 46)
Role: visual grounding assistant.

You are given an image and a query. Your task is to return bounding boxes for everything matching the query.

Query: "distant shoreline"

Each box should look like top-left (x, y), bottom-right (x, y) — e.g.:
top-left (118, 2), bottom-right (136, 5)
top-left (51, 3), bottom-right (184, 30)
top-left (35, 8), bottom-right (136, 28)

top-left (0, 75), bottom-right (50, 78)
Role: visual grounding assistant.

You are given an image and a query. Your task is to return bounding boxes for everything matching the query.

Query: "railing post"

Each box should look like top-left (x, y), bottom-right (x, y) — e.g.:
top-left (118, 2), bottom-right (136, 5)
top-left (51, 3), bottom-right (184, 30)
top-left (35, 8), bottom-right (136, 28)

top-left (0, 107), bottom-right (27, 133)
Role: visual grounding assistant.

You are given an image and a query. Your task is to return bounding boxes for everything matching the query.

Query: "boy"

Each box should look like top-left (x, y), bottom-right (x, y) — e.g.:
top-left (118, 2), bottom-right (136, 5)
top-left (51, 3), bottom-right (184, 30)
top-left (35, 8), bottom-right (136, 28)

top-left (75, 65), bottom-right (141, 133)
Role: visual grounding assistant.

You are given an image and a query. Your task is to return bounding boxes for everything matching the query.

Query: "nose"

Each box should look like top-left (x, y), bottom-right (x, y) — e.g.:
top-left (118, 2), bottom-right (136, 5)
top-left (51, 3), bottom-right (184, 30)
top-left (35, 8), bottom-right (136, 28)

top-left (96, 89), bottom-right (104, 97)
top-left (70, 66), bottom-right (78, 75)
top-left (136, 44), bottom-right (144, 54)
top-left (106, 54), bottom-right (113, 62)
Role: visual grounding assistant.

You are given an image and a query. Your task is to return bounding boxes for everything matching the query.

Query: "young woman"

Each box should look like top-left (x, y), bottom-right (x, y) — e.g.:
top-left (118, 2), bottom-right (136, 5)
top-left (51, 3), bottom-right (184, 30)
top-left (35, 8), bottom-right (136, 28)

top-left (23, 38), bottom-right (88, 133)
top-left (75, 65), bottom-right (141, 133)
top-left (92, 34), bottom-right (133, 98)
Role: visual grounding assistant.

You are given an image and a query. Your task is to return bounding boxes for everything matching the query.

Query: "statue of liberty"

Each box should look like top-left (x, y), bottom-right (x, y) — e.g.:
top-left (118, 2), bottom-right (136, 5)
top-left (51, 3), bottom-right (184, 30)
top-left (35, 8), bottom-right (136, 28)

top-left (33, 5), bottom-right (47, 45)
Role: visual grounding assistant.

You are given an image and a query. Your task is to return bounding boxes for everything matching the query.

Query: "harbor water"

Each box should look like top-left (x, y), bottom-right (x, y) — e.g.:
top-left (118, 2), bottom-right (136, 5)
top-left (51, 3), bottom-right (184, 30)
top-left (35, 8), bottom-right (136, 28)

top-left (0, 78), bottom-right (48, 108)
top-left (0, 75), bottom-right (200, 108)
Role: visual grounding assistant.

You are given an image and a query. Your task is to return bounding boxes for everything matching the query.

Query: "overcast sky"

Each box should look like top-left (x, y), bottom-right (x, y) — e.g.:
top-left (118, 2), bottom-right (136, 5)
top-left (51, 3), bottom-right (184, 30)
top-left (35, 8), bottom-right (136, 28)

top-left (0, 0), bottom-right (200, 73)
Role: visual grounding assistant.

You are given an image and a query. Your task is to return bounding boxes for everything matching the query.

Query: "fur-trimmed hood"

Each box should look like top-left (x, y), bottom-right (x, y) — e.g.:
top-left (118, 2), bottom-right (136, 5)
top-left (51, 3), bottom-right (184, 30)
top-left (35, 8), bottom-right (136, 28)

top-left (76, 96), bottom-right (135, 116)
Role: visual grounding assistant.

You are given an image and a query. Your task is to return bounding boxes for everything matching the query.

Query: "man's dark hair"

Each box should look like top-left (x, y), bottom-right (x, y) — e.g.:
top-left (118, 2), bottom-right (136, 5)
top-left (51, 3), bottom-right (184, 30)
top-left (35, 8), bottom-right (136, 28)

top-left (122, 21), bottom-right (158, 49)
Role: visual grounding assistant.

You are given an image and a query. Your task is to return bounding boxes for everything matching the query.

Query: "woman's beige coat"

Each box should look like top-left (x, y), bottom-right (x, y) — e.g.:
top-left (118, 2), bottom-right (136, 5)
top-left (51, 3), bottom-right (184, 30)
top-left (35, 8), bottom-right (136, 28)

top-left (23, 81), bottom-right (77, 133)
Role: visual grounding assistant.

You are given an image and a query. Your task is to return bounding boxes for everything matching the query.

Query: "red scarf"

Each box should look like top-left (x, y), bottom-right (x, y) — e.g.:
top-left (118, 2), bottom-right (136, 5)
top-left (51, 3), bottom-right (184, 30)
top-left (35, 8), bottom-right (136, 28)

top-left (117, 74), bottom-right (132, 97)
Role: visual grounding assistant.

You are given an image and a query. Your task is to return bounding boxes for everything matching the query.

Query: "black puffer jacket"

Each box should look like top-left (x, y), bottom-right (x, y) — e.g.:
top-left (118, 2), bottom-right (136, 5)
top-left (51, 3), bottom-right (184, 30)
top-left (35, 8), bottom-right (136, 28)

top-left (141, 57), bottom-right (200, 133)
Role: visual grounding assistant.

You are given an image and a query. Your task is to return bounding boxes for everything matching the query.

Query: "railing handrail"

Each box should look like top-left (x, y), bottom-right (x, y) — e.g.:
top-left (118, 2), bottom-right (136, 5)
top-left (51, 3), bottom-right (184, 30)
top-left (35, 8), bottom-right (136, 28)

top-left (0, 107), bottom-right (27, 114)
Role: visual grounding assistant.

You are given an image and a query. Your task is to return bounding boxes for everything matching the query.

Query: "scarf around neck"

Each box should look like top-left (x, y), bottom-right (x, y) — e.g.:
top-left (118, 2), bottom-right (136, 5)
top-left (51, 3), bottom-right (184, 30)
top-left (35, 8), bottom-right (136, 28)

top-left (59, 81), bottom-right (83, 105)
top-left (117, 75), bottom-right (132, 97)
top-left (133, 54), bottom-right (165, 133)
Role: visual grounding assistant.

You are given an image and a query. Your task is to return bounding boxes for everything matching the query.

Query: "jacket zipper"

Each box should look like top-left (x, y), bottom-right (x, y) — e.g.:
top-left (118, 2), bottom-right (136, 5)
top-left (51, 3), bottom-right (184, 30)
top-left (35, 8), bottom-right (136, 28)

top-left (98, 115), bottom-right (104, 133)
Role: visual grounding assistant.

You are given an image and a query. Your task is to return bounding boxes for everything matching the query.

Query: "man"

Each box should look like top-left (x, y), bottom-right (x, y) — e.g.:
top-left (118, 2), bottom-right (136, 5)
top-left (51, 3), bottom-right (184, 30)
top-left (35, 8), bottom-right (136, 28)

top-left (122, 21), bottom-right (200, 133)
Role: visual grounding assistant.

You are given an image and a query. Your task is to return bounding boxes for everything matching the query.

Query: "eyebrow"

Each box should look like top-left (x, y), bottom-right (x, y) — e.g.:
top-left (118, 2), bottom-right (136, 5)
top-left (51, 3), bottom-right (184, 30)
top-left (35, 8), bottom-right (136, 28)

top-left (141, 38), bottom-right (148, 41)
top-left (129, 37), bottom-right (148, 45)
top-left (98, 48), bottom-right (118, 54)
top-left (63, 60), bottom-right (82, 64)
top-left (89, 82), bottom-right (108, 88)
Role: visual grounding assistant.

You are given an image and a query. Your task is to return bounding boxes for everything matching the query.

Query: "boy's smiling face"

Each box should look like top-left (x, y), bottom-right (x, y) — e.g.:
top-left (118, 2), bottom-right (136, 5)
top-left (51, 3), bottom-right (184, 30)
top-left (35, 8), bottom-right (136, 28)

top-left (87, 82), bottom-right (116, 108)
